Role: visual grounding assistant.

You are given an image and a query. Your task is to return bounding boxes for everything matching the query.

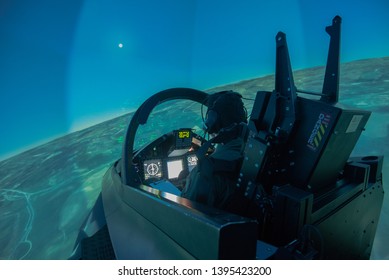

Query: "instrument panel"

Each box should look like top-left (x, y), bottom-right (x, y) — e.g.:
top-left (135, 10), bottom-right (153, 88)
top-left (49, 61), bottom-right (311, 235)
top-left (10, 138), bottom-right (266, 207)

top-left (143, 154), bottom-right (198, 181)
top-left (134, 129), bottom-right (202, 187)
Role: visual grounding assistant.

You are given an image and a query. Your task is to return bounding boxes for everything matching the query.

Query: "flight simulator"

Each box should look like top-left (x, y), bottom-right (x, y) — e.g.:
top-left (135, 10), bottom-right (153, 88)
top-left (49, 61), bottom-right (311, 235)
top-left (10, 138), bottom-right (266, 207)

top-left (69, 16), bottom-right (384, 260)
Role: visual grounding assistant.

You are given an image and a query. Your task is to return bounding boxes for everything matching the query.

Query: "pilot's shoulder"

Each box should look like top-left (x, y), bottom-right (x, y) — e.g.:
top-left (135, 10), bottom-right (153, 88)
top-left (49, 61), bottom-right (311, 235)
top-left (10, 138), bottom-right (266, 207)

top-left (211, 138), bottom-right (244, 161)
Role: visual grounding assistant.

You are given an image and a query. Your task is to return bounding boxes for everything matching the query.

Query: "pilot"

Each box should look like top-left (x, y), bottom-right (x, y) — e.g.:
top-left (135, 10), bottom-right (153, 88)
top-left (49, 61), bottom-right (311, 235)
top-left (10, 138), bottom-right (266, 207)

top-left (181, 90), bottom-right (248, 213)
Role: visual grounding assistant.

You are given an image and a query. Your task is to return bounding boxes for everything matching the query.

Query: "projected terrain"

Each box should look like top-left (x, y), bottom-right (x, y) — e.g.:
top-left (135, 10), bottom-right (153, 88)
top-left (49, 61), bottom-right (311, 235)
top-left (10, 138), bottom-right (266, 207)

top-left (0, 57), bottom-right (388, 259)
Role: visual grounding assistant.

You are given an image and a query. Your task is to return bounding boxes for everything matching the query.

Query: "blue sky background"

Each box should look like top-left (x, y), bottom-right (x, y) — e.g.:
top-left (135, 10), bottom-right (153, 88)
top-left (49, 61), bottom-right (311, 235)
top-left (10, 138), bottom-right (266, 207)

top-left (0, 0), bottom-right (388, 160)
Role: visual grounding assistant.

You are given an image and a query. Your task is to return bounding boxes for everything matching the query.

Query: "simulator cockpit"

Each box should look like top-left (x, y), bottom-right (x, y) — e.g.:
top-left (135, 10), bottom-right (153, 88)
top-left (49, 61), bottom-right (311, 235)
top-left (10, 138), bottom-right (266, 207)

top-left (69, 16), bottom-right (384, 260)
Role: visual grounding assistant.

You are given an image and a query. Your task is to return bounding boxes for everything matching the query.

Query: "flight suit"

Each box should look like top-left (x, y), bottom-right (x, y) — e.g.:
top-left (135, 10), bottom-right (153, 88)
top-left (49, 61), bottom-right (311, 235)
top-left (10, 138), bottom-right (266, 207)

top-left (181, 137), bottom-right (245, 210)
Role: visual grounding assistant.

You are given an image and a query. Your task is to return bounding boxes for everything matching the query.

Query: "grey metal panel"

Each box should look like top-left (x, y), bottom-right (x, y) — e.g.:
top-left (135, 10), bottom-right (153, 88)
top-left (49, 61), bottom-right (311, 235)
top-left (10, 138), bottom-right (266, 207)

top-left (102, 164), bottom-right (257, 259)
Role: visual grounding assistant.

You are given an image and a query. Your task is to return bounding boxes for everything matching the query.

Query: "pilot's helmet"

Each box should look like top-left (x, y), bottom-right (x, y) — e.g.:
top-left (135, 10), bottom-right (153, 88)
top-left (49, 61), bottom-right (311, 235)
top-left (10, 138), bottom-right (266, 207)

top-left (204, 90), bottom-right (247, 134)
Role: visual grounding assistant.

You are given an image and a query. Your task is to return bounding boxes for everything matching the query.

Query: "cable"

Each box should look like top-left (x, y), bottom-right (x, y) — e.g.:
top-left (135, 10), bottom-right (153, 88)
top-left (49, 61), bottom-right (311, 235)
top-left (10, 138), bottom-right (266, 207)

top-left (296, 88), bottom-right (326, 97)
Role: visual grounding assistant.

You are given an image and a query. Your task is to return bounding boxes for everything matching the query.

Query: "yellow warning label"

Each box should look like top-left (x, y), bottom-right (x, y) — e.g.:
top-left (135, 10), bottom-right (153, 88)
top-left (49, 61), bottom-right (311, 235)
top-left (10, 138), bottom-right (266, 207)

top-left (307, 113), bottom-right (331, 151)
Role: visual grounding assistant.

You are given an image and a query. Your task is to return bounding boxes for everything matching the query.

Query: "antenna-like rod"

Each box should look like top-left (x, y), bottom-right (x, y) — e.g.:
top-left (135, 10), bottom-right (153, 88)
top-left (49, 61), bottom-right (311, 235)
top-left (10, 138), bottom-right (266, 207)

top-left (274, 31), bottom-right (297, 137)
top-left (321, 15), bottom-right (342, 104)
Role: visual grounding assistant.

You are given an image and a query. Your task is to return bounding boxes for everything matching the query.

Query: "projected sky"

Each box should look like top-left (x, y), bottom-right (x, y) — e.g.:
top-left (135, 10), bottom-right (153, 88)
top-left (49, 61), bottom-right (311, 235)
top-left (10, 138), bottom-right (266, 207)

top-left (0, 0), bottom-right (388, 160)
